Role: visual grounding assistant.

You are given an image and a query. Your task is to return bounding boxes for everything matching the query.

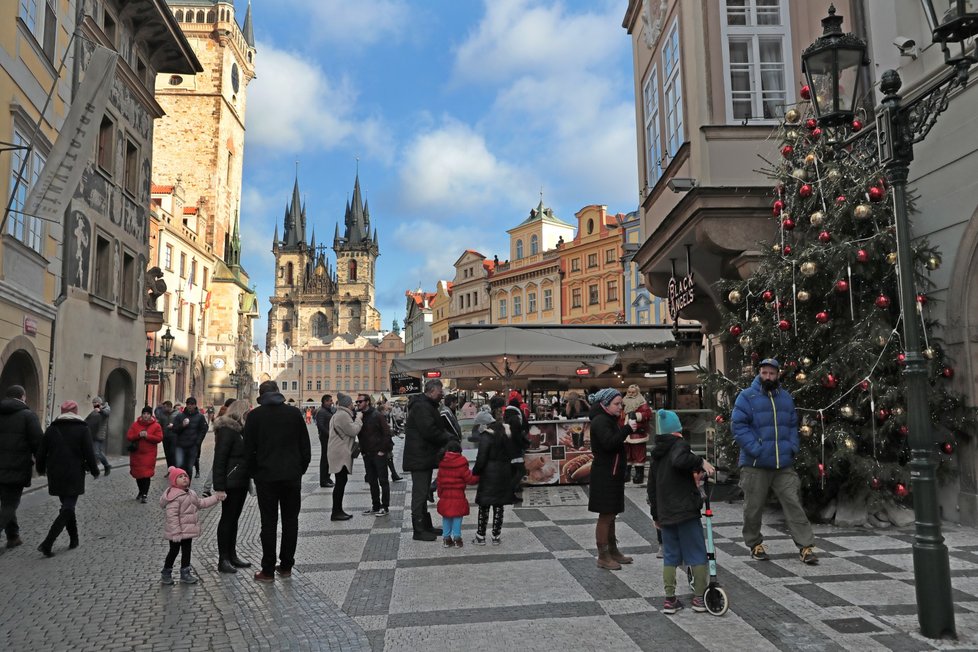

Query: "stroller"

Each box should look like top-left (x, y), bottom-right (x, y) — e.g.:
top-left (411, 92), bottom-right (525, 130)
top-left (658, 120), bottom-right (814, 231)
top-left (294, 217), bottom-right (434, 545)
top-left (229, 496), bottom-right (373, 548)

top-left (686, 479), bottom-right (729, 616)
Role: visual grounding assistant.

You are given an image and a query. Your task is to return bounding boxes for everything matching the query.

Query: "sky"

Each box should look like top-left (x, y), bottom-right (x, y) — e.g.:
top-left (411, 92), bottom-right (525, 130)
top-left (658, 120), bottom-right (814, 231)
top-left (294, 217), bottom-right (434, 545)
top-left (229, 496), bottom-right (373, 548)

top-left (239, 0), bottom-right (639, 347)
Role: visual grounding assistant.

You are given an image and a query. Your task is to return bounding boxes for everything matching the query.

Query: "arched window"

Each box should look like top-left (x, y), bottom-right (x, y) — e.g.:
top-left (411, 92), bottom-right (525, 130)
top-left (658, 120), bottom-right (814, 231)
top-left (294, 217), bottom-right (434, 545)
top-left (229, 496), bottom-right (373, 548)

top-left (282, 320), bottom-right (291, 332)
top-left (196, 10), bottom-right (205, 22)
top-left (311, 313), bottom-right (328, 338)
top-left (286, 262), bottom-right (293, 285)
top-left (530, 234), bottom-right (539, 255)
top-left (175, 10), bottom-right (183, 21)
top-left (516, 239), bottom-right (524, 259)
top-left (206, 10), bottom-right (215, 22)
top-left (348, 259), bottom-right (357, 281)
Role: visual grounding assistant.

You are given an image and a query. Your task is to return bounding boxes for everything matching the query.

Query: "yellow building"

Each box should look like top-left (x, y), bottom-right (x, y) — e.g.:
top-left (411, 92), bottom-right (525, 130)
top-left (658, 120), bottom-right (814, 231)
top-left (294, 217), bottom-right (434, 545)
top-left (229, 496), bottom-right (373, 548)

top-left (558, 205), bottom-right (625, 324)
top-left (449, 251), bottom-right (493, 328)
top-left (429, 280), bottom-right (453, 346)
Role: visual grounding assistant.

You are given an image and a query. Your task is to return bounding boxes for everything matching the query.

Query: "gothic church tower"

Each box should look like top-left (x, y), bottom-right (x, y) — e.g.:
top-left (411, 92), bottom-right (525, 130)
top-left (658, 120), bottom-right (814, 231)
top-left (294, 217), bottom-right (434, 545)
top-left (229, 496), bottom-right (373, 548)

top-left (334, 174), bottom-right (381, 336)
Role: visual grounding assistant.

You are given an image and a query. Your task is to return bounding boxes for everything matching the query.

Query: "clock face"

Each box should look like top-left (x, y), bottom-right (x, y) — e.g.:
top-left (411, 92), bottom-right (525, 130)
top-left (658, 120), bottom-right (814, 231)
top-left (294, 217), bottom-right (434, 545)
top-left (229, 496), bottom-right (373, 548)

top-left (212, 357), bottom-right (226, 370)
top-left (231, 63), bottom-right (240, 93)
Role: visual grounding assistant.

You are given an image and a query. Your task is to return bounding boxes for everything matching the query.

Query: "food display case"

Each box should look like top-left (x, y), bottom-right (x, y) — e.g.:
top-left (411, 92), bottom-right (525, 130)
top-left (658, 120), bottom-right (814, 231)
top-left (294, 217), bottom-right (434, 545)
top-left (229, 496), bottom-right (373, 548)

top-left (522, 419), bottom-right (592, 486)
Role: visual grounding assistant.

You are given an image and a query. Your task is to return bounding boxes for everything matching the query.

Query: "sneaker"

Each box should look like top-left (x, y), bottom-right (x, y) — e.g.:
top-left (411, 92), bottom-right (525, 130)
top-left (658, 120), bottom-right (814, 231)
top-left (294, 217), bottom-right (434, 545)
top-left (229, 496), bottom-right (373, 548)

top-left (254, 571), bottom-right (275, 583)
top-left (662, 596), bottom-right (684, 615)
top-left (473, 533), bottom-right (486, 546)
top-left (800, 546), bottom-right (819, 565)
top-left (374, 507), bottom-right (389, 517)
top-left (6, 536), bottom-right (23, 549)
top-left (139, 494), bottom-right (148, 504)
top-left (453, 537), bottom-right (463, 548)
top-left (443, 537), bottom-right (453, 548)
top-left (275, 565), bottom-right (292, 577)
top-left (321, 479), bottom-right (335, 488)
top-left (490, 534), bottom-right (501, 545)
top-left (362, 508), bottom-right (379, 516)
top-left (751, 544), bottom-right (770, 561)
top-left (691, 596), bottom-right (707, 613)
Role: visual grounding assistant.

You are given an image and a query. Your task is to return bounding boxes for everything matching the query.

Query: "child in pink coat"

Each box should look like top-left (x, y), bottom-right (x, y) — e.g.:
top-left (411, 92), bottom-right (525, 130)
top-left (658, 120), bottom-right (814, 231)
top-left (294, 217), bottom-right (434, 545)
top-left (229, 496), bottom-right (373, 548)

top-left (160, 466), bottom-right (223, 584)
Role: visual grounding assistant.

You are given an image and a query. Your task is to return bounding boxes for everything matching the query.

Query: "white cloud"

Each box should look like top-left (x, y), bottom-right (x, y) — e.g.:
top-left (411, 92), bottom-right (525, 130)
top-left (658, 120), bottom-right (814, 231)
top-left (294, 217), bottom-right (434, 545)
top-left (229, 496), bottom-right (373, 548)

top-left (246, 43), bottom-right (391, 162)
top-left (280, 0), bottom-right (412, 47)
top-left (386, 219), bottom-right (505, 289)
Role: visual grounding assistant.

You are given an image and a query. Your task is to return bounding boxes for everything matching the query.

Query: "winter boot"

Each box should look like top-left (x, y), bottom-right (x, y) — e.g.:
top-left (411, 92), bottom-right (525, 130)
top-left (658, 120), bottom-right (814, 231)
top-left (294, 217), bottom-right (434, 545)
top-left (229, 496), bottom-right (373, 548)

top-left (161, 568), bottom-right (174, 585)
top-left (608, 537), bottom-right (634, 565)
top-left (65, 511), bottom-right (79, 549)
top-left (422, 512), bottom-right (440, 535)
top-left (180, 566), bottom-right (198, 584)
top-left (38, 511), bottom-right (67, 557)
top-left (622, 465), bottom-right (632, 483)
top-left (596, 544), bottom-right (622, 570)
top-left (412, 515), bottom-right (437, 542)
top-left (632, 465), bottom-right (645, 485)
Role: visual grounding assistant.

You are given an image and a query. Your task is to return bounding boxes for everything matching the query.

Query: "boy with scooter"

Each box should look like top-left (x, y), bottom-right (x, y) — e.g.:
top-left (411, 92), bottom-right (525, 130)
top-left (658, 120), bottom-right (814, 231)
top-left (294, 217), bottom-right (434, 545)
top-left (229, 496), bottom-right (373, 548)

top-left (648, 409), bottom-right (715, 614)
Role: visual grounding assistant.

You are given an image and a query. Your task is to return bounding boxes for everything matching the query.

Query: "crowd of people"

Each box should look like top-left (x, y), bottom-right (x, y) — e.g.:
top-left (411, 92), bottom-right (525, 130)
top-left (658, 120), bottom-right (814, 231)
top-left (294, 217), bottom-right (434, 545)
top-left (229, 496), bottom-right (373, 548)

top-left (0, 356), bottom-right (818, 610)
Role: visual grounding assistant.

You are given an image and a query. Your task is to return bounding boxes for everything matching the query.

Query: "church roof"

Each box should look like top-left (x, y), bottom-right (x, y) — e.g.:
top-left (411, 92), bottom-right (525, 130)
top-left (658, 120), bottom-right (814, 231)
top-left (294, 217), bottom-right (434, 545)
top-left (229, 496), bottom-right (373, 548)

top-left (514, 199), bottom-right (572, 228)
top-left (281, 175), bottom-right (306, 249)
top-left (336, 173), bottom-right (376, 251)
top-left (241, 1), bottom-right (255, 47)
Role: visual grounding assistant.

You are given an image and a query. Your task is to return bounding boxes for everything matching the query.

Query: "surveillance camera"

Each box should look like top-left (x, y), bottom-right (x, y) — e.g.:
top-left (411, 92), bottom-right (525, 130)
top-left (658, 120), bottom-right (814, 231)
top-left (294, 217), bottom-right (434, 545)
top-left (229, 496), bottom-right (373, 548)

top-left (893, 36), bottom-right (918, 59)
top-left (667, 178), bottom-right (698, 193)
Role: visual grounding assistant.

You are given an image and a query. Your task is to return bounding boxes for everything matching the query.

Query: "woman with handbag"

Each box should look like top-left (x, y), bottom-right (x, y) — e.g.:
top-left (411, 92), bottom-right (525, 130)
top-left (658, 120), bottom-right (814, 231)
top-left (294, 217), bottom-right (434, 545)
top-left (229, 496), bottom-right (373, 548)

top-left (211, 399), bottom-right (252, 573)
top-left (126, 406), bottom-right (164, 503)
top-left (327, 393), bottom-right (363, 521)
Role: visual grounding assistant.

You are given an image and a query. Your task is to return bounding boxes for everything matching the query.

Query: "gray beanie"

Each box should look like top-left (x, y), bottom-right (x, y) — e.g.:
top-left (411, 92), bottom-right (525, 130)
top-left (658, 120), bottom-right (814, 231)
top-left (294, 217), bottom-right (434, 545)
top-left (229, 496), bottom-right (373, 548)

top-left (336, 392), bottom-right (354, 408)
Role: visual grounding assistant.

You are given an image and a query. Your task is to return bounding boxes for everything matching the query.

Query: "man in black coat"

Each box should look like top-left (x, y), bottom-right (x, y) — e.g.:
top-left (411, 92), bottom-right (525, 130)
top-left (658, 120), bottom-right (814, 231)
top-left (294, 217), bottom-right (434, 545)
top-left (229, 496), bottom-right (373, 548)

top-left (244, 380), bottom-right (311, 583)
top-left (0, 385), bottom-right (43, 548)
top-left (402, 379), bottom-right (451, 541)
top-left (170, 396), bottom-right (208, 477)
top-left (357, 394), bottom-right (393, 516)
top-left (154, 400), bottom-right (175, 467)
top-left (314, 394), bottom-right (335, 488)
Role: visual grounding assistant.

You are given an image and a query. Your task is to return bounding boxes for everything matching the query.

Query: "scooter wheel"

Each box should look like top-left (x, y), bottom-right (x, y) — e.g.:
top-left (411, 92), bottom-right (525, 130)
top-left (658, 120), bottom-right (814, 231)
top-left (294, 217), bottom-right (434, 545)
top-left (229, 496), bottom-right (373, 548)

top-left (704, 586), bottom-right (728, 616)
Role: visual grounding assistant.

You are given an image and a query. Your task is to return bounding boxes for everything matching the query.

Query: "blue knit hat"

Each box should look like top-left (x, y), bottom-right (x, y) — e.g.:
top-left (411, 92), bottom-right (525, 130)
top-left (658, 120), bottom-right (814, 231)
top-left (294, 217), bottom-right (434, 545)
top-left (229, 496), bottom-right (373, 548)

top-left (657, 409), bottom-right (682, 434)
top-left (588, 388), bottom-right (621, 407)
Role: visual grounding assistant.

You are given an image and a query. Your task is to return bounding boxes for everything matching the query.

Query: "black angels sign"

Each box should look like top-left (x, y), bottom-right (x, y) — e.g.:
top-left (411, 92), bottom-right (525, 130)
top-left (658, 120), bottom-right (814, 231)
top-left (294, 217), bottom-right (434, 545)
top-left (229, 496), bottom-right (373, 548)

top-left (667, 248), bottom-right (695, 322)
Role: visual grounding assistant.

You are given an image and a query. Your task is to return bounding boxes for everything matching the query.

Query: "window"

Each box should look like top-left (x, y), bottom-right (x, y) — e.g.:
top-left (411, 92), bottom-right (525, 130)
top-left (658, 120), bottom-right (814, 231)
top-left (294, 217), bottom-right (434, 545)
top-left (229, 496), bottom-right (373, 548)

top-left (572, 288), bottom-right (582, 309)
top-left (589, 284), bottom-right (599, 305)
top-left (102, 8), bottom-right (117, 46)
top-left (587, 253), bottom-right (598, 268)
top-left (307, 380), bottom-right (312, 391)
top-left (292, 381), bottom-right (298, 391)
top-left (188, 304), bottom-right (195, 334)
top-left (316, 380), bottom-right (322, 391)
top-left (516, 239), bottom-right (523, 259)
top-left (530, 235), bottom-right (539, 255)
top-left (499, 299), bottom-right (507, 319)
top-left (513, 296), bottom-right (522, 316)
top-left (136, 57), bottom-right (148, 86)
top-left (7, 130), bottom-right (45, 252)
top-left (121, 251), bottom-right (135, 309)
top-left (722, 0), bottom-right (790, 122)
top-left (124, 137), bottom-right (139, 195)
top-left (663, 19), bottom-right (684, 156)
top-left (543, 288), bottom-right (553, 310)
top-left (93, 235), bottom-right (111, 299)
top-left (179, 252), bottom-right (187, 278)
top-left (41, 0), bottom-right (56, 61)
top-left (571, 258), bottom-right (581, 272)
top-left (528, 292), bottom-right (536, 313)
top-left (607, 281), bottom-right (619, 302)
top-left (202, 267), bottom-right (208, 290)
top-left (177, 292), bottom-right (184, 329)
top-left (97, 115), bottom-right (114, 175)
top-left (643, 65), bottom-right (662, 188)
top-left (190, 259), bottom-right (197, 286)
top-left (606, 249), bottom-right (616, 263)
top-left (19, 0), bottom-right (39, 33)
top-left (163, 245), bottom-right (172, 270)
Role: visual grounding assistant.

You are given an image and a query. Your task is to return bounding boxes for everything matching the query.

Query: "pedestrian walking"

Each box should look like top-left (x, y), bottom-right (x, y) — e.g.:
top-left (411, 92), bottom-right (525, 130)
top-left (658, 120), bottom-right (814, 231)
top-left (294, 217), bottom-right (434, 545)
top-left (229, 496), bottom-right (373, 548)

top-left (84, 396), bottom-right (112, 476)
top-left (0, 384), bottom-right (43, 549)
top-left (244, 380), bottom-right (311, 583)
top-left (503, 393), bottom-right (530, 503)
top-left (472, 396), bottom-right (513, 545)
top-left (155, 401), bottom-right (175, 467)
top-left (211, 399), bottom-right (252, 574)
top-left (403, 379), bottom-right (452, 541)
top-left (436, 440), bottom-right (478, 547)
top-left (35, 400), bottom-right (99, 556)
top-left (587, 388), bottom-right (636, 570)
top-left (327, 393), bottom-right (363, 521)
top-left (731, 358), bottom-right (818, 565)
top-left (170, 396), bottom-right (207, 478)
top-left (126, 406), bottom-right (163, 503)
top-left (159, 466), bottom-right (223, 584)
top-left (314, 394), bottom-right (335, 488)
top-left (649, 409), bottom-right (716, 614)
top-left (440, 394), bottom-right (463, 441)
top-left (621, 384), bottom-right (652, 485)
top-left (356, 394), bottom-right (393, 517)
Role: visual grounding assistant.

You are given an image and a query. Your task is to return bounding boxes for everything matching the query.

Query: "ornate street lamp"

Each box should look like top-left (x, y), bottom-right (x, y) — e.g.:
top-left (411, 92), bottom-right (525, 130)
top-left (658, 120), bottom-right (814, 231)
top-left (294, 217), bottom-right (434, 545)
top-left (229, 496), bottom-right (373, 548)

top-left (160, 327), bottom-right (175, 358)
top-left (800, 5), bottom-right (868, 128)
top-left (804, 4), bottom-right (978, 640)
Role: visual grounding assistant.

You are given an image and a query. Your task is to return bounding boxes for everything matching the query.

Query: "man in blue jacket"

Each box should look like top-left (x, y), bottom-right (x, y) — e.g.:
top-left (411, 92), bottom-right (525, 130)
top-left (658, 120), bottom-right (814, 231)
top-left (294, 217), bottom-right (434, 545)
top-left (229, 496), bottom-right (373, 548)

top-left (732, 358), bottom-right (817, 565)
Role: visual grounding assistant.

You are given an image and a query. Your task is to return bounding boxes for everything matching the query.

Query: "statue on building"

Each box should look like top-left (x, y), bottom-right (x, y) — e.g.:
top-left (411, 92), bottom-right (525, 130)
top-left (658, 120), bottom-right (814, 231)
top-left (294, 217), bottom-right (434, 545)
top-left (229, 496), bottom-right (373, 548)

top-left (145, 266), bottom-right (167, 310)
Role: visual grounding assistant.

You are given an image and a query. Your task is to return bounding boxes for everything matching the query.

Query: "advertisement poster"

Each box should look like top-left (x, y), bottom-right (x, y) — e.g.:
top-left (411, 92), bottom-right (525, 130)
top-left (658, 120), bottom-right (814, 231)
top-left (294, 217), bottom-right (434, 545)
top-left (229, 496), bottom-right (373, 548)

top-left (523, 419), bottom-right (592, 486)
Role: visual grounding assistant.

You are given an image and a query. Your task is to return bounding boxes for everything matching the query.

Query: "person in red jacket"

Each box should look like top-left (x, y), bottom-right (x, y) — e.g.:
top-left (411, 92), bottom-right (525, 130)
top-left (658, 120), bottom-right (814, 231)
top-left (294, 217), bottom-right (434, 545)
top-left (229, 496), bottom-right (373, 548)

top-left (127, 406), bottom-right (164, 503)
top-left (436, 440), bottom-right (479, 548)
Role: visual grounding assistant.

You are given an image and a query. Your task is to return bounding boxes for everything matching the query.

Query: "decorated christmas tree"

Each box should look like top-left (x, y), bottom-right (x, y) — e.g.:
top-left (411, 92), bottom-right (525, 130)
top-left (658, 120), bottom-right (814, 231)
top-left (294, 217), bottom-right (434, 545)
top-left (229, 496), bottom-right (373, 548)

top-left (702, 91), bottom-right (976, 522)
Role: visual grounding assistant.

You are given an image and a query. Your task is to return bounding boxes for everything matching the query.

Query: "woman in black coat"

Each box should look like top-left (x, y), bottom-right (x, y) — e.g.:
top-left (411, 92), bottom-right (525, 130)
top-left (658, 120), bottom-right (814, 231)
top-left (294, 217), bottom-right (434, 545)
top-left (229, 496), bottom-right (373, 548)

top-left (472, 396), bottom-right (513, 545)
top-left (35, 401), bottom-right (99, 557)
top-left (587, 388), bottom-right (637, 571)
top-left (211, 399), bottom-right (252, 573)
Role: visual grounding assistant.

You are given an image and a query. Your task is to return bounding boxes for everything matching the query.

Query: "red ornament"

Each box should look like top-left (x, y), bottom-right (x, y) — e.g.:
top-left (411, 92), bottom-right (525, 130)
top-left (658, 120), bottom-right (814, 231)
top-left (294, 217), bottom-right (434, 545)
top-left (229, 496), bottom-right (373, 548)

top-left (859, 380), bottom-right (870, 391)
top-left (821, 374), bottom-right (838, 389)
top-left (942, 367), bottom-right (955, 379)
top-left (894, 483), bottom-right (909, 498)
top-left (877, 408), bottom-right (890, 422)
top-left (836, 195), bottom-right (847, 204)
top-left (898, 425), bottom-right (909, 437)
top-left (834, 279), bottom-right (849, 293)
top-left (875, 294), bottom-right (891, 309)
top-left (715, 415), bottom-right (725, 424)
top-left (729, 324), bottom-right (743, 337)
top-left (815, 311), bottom-right (830, 324)
top-left (870, 477), bottom-right (882, 490)
top-left (818, 463), bottom-right (826, 478)
top-left (781, 145), bottom-right (794, 158)
top-left (781, 217), bottom-right (795, 230)
top-left (868, 186), bottom-right (885, 202)
top-left (812, 127), bottom-right (822, 139)
top-left (852, 119), bottom-right (863, 131)
top-left (818, 230), bottom-right (832, 243)
top-left (799, 184), bottom-right (813, 198)
top-left (855, 249), bottom-right (870, 263)
top-left (800, 85), bottom-right (812, 100)
top-left (805, 117), bottom-right (817, 129)
top-left (897, 352), bottom-right (907, 366)
top-left (761, 290), bottom-right (774, 303)
top-left (778, 319), bottom-right (791, 331)
top-left (916, 294), bottom-right (928, 305)
top-left (942, 442), bottom-right (955, 455)
top-left (772, 199), bottom-right (785, 215)
top-left (783, 244), bottom-right (793, 255)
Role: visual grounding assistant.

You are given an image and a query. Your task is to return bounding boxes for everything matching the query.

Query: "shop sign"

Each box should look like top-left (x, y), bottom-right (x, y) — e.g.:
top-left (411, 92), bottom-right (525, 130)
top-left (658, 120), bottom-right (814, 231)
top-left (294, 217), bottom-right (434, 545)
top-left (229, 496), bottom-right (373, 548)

top-left (667, 247), bottom-right (695, 322)
top-left (575, 365), bottom-right (592, 377)
top-left (390, 372), bottom-right (421, 395)
top-left (424, 370), bottom-right (442, 379)
top-left (145, 370), bottom-right (161, 385)
top-left (23, 317), bottom-right (37, 335)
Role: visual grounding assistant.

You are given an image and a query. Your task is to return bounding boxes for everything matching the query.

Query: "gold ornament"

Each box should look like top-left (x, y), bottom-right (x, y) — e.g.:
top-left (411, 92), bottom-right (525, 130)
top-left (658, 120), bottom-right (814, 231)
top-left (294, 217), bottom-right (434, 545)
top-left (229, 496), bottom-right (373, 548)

top-left (739, 334), bottom-right (751, 348)
top-left (800, 424), bottom-right (813, 438)
top-left (786, 129), bottom-right (799, 140)
top-left (805, 153), bottom-right (816, 166)
top-left (893, 406), bottom-right (905, 417)
top-left (810, 211), bottom-right (825, 227)
top-left (853, 204), bottom-right (872, 220)
top-left (886, 252), bottom-right (898, 265)
top-left (796, 290), bottom-right (811, 302)
top-left (927, 256), bottom-right (941, 270)
top-left (785, 108), bottom-right (801, 124)
top-left (923, 347), bottom-right (936, 360)
top-left (750, 314), bottom-right (761, 324)
top-left (840, 405), bottom-right (855, 419)
top-left (801, 357), bottom-right (813, 367)
top-left (876, 335), bottom-right (889, 347)
top-left (795, 372), bottom-right (808, 384)
top-left (843, 437), bottom-right (856, 451)
top-left (727, 290), bottom-right (743, 304)
top-left (772, 243), bottom-right (782, 253)
top-left (800, 262), bottom-right (818, 276)
top-left (791, 168), bottom-right (808, 180)
top-left (826, 168), bottom-right (841, 182)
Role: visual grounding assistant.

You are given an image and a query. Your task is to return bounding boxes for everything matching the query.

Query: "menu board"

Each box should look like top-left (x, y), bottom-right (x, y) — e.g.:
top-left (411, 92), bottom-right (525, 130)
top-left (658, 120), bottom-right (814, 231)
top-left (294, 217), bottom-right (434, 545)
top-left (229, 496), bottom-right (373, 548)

top-left (523, 419), bottom-right (592, 486)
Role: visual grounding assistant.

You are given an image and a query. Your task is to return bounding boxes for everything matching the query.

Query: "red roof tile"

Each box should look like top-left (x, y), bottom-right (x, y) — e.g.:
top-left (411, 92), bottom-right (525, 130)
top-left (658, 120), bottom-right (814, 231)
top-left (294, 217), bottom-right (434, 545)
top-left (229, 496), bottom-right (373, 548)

top-left (151, 184), bottom-right (174, 194)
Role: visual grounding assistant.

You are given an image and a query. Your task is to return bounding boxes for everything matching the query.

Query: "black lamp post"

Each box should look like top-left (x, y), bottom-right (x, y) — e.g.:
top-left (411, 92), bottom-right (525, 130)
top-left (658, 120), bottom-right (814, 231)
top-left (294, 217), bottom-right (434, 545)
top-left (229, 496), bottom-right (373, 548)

top-left (160, 327), bottom-right (175, 358)
top-left (803, 2), bottom-right (978, 640)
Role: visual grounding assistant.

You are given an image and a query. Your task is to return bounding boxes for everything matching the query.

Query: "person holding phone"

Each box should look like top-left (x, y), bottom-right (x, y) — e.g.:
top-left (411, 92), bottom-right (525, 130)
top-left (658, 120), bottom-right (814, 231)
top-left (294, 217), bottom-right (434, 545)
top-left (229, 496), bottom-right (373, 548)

top-left (126, 406), bottom-right (163, 503)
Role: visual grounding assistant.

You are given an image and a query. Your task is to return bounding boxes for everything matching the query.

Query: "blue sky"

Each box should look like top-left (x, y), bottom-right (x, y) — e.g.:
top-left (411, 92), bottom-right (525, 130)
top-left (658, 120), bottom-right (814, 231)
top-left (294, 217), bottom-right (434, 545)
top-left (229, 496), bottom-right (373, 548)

top-left (240, 0), bottom-right (638, 346)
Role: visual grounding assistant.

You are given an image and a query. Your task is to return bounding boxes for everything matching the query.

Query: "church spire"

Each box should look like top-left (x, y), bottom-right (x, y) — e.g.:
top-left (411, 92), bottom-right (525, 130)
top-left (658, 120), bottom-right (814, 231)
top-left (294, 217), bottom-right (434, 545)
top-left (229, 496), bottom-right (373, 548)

top-left (227, 209), bottom-right (242, 267)
top-left (343, 173), bottom-right (371, 245)
top-left (242, 0), bottom-right (255, 48)
top-left (282, 174), bottom-right (304, 248)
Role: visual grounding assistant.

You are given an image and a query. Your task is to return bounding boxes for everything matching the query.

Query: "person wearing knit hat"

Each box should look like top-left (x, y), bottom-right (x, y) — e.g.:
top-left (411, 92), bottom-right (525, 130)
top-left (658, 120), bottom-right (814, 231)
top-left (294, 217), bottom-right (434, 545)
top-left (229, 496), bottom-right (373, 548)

top-left (620, 385), bottom-right (652, 485)
top-left (586, 387), bottom-right (637, 570)
top-left (35, 399), bottom-right (100, 557)
top-left (126, 406), bottom-right (163, 503)
top-left (648, 409), bottom-right (716, 614)
top-left (159, 466), bottom-right (223, 584)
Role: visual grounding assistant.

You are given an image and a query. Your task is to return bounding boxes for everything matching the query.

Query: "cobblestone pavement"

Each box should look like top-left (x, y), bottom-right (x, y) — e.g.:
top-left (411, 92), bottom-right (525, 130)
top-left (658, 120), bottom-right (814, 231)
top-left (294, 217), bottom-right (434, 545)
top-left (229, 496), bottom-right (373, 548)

top-left (3, 424), bottom-right (978, 651)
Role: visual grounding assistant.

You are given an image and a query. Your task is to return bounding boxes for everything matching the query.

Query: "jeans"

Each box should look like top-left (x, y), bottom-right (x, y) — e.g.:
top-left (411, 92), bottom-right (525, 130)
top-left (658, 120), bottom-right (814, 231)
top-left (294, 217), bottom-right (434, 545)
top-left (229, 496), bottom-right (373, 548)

top-left (217, 487), bottom-right (248, 559)
top-left (740, 466), bottom-right (814, 549)
top-left (0, 483), bottom-right (24, 538)
top-left (441, 516), bottom-right (462, 538)
top-left (256, 479), bottom-right (301, 575)
top-left (659, 517), bottom-right (707, 568)
top-left (410, 469), bottom-right (433, 519)
top-left (332, 468), bottom-right (349, 515)
top-left (363, 454), bottom-right (390, 510)
top-left (92, 440), bottom-right (109, 469)
top-left (174, 445), bottom-right (198, 477)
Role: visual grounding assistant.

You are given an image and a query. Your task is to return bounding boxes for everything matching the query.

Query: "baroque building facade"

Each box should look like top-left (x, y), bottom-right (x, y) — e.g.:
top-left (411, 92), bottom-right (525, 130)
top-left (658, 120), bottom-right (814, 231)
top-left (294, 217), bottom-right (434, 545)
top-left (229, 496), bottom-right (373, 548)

top-left (558, 204), bottom-right (625, 324)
